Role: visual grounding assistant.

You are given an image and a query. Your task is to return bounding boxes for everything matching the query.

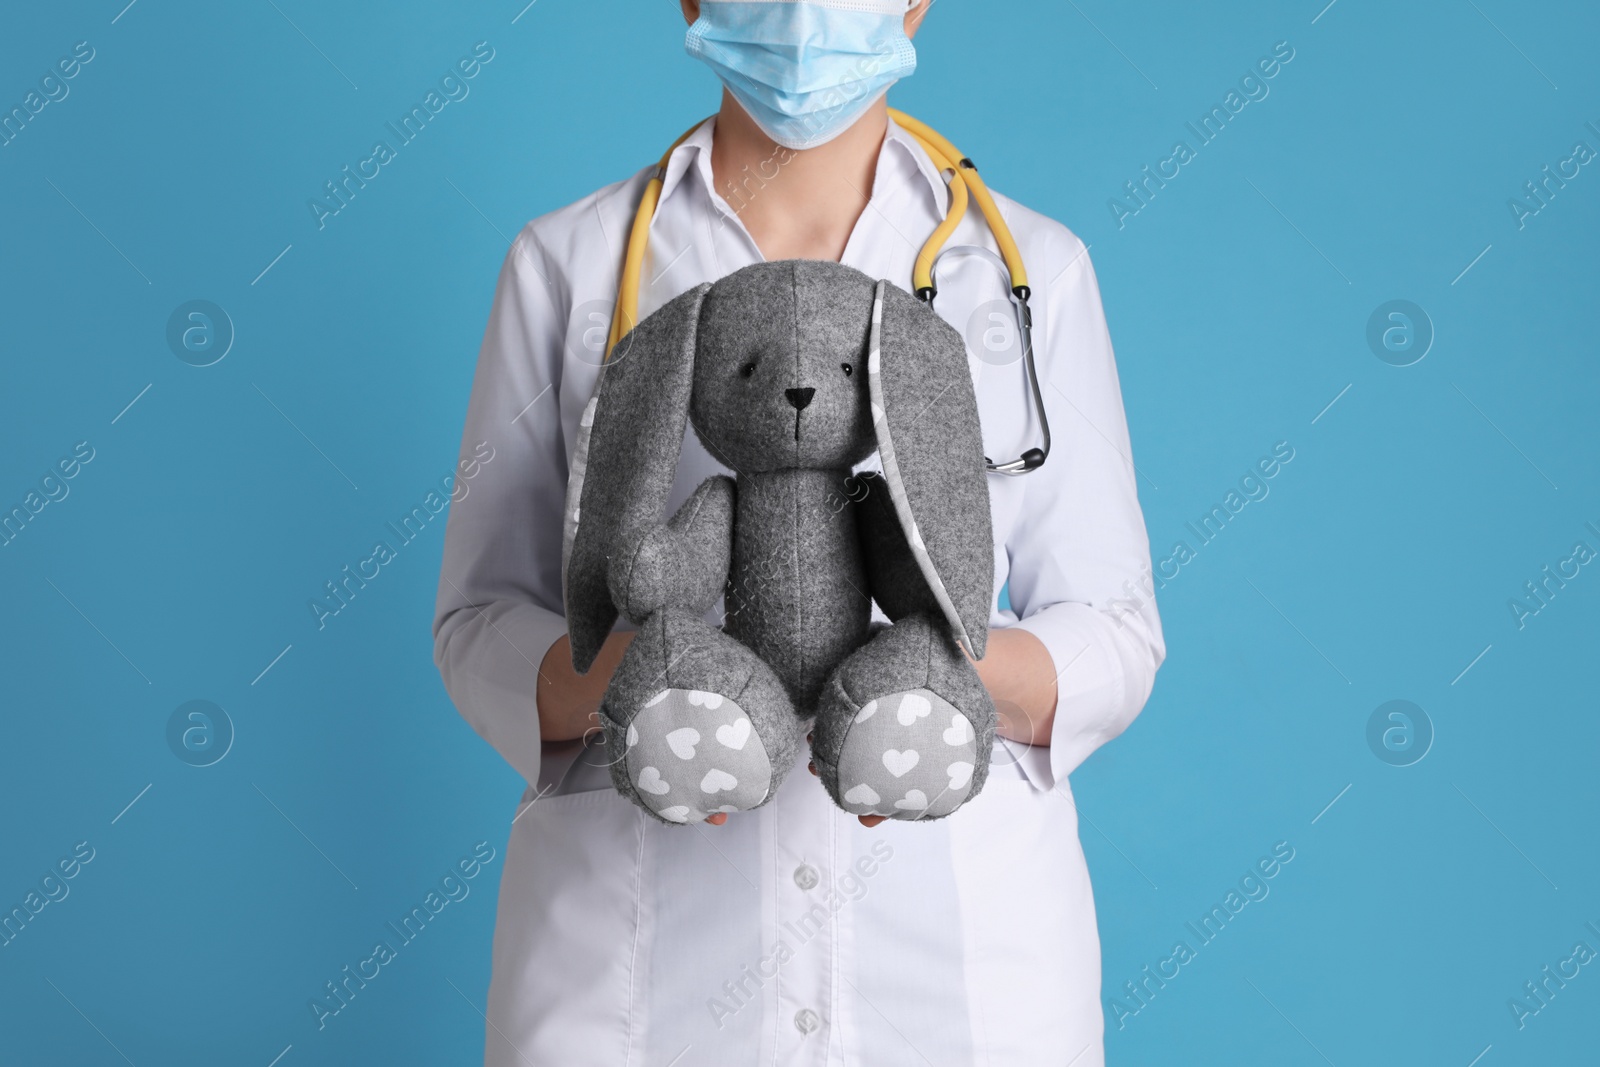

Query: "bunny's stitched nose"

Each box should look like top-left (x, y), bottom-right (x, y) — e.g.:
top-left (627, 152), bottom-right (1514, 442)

top-left (784, 387), bottom-right (815, 411)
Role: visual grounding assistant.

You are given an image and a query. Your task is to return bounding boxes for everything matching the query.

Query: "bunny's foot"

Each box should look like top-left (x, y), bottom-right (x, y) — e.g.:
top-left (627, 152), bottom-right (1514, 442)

top-left (601, 608), bottom-right (804, 825)
top-left (811, 613), bottom-right (997, 821)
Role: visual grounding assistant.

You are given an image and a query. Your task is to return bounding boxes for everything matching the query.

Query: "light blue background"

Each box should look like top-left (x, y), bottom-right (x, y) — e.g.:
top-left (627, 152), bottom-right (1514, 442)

top-left (2, 1), bottom-right (1596, 1064)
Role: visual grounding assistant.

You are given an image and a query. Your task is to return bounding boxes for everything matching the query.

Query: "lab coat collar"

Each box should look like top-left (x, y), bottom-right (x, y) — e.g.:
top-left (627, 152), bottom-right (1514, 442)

top-left (654, 116), bottom-right (716, 211)
top-left (883, 116), bottom-right (952, 218)
top-left (654, 112), bottom-right (952, 222)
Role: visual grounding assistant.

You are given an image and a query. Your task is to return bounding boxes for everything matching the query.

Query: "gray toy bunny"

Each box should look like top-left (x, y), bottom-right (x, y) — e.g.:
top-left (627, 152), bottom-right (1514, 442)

top-left (562, 259), bottom-right (997, 825)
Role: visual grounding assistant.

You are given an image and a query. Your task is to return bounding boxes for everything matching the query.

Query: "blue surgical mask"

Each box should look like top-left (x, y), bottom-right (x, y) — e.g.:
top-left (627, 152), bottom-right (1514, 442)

top-left (686, 0), bottom-right (917, 151)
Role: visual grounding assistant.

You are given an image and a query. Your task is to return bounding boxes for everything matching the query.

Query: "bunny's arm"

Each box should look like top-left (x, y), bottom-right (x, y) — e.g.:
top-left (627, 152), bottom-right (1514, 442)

top-left (606, 475), bottom-right (735, 623)
top-left (852, 471), bottom-right (941, 622)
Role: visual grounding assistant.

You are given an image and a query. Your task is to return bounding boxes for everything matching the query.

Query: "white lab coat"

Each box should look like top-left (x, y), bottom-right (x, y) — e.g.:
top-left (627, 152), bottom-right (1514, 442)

top-left (433, 116), bottom-right (1165, 1066)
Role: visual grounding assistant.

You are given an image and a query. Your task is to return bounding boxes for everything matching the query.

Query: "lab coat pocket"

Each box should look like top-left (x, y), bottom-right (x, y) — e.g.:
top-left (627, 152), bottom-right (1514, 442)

top-left (537, 732), bottom-right (619, 797)
top-left (949, 763), bottom-right (1106, 1066)
top-left (485, 770), bottom-right (650, 1067)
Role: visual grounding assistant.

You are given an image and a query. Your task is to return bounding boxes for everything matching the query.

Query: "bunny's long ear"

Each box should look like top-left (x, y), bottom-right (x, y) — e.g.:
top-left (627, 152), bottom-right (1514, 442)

top-left (867, 280), bottom-right (994, 659)
top-left (562, 282), bottom-right (712, 673)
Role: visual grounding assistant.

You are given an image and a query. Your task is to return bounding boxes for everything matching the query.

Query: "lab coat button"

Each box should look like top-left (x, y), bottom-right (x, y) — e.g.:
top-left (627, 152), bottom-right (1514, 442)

top-left (793, 864), bottom-right (819, 890)
top-left (794, 1008), bottom-right (821, 1035)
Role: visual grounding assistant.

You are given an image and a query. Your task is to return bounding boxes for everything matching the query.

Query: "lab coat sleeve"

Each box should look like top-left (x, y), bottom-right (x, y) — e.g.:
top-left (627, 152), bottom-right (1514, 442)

top-left (1006, 237), bottom-right (1166, 787)
top-left (433, 230), bottom-right (572, 788)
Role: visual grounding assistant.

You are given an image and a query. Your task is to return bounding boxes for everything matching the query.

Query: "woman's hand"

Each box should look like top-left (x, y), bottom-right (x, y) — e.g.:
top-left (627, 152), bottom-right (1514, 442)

top-left (538, 630), bottom-right (744, 827)
top-left (536, 631), bottom-right (635, 743)
top-left (969, 627), bottom-right (1058, 748)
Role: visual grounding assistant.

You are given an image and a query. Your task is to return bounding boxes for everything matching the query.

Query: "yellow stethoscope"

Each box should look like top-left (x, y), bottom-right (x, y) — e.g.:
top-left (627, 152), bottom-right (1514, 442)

top-left (605, 108), bottom-right (1052, 475)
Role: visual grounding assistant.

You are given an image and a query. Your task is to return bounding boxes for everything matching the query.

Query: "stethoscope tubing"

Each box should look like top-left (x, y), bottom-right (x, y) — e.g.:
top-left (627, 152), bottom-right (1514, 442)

top-left (929, 246), bottom-right (1051, 476)
top-left (609, 110), bottom-right (1052, 475)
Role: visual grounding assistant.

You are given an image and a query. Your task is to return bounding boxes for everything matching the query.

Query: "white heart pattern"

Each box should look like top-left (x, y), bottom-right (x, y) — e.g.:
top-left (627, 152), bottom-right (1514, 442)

top-left (716, 718), bottom-right (752, 750)
top-left (894, 789), bottom-right (929, 811)
top-left (687, 690), bottom-right (723, 709)
top-left (844, 783), bottom-right (880, 806)
top-left (666, 728), bottom-right (700, 760)
top-left (897, 693), bottom-right (931, 726)
top-left (700, 768), bottom-right (739, 794)
top-left (626, 723), bottom-right (638, 747)
top-left (644, 690), bottom-right (669, 708)
top-left (947, 761), bottom-right (974, 790)
top-left (637, 767), bottom-right (670, 795)
top-left (882, 749), bottom-right (920, 777)
top-left (657, 805), bottom-right (690, 823)
top-left (854, 699), bottom-right (879, 724)
top-left (942, 714), bottom-right (972, 746)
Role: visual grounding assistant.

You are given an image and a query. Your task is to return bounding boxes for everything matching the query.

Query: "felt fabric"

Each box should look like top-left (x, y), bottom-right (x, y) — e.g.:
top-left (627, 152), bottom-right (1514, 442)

top-left (852, 471), bottom-right (939, 621)
top-left (608, 475), bottom-right (735, 622)
top-left (689, 260), bottom-right (877, 473)
top-left (564, 282), bottom-right (712, 673)
top-left (725, 467), bottom-right (873, 710)
top-left (565, 259), bottom-right (996, 823)
top-left (868, 280), bottom-right (995, 659)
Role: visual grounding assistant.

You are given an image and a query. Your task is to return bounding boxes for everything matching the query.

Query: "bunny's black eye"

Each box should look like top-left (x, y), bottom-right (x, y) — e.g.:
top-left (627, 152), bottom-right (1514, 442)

top-left (740, 361), bottom-right (757, 378)
top-left (841, 362), bottom-right (853, 377)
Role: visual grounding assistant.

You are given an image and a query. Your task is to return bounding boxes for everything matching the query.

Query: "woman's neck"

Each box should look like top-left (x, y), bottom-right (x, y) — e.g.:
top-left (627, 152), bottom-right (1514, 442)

top-left (708, 89), bottom-right (887, 263)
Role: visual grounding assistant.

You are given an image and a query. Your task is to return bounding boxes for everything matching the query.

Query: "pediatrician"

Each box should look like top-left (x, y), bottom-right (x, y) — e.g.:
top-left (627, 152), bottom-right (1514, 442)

top-left (433, 1), bottom-right (1165, 1063)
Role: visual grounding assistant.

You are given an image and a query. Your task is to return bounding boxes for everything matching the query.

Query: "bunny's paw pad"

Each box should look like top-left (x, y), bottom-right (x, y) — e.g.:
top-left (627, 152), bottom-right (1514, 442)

top-left (622, 689), bottom-right (773, 824)
top-left (832, 689), bottom-right (979, 821)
